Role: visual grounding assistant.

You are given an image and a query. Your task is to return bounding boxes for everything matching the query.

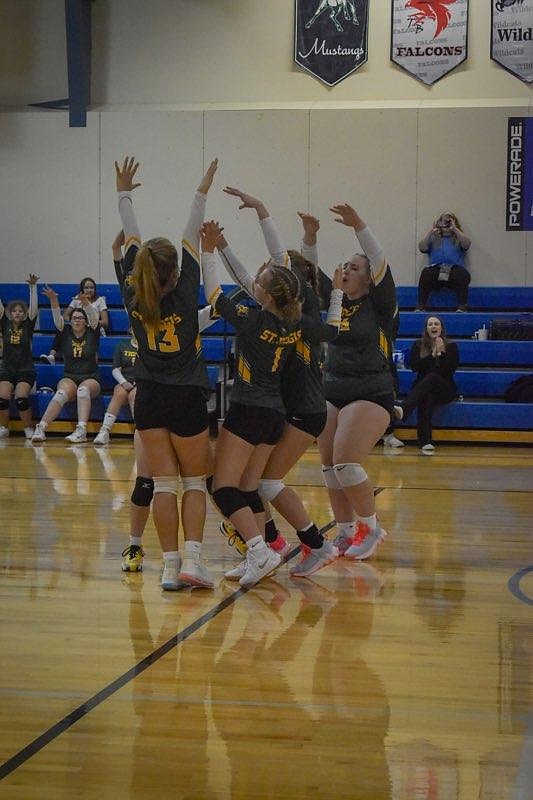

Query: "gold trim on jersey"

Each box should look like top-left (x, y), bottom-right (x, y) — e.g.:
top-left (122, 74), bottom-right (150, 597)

top-left (195, 334), bottom-right (202, 355)
top-left (372, 259), bottom-right (387, 286)
top-left (208, 287), bottom-right (222, 307)
top-left (183, 238), bottom-right (199, 262)
top-left (296, 340), bottom-right (311, 365)
top-left (125, 235), bottom-right (141, 253)
top-left (238, 355), bottom-right (251, 384)
top-left (379, 328), bottom-right (390, 359)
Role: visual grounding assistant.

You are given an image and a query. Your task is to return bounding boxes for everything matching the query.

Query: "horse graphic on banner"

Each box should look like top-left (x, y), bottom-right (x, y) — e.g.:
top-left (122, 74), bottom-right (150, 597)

top-left (305, 0), bottom-right (359, 33)
top-left (405, 0), bottom-right (456, 40)
top-left (495, 0), bottom-right (525, 10)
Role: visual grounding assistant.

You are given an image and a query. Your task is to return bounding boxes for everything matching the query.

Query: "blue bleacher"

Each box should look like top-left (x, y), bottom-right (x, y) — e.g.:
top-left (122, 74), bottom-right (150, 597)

top-left (1, 281), bottom-right (532, 438)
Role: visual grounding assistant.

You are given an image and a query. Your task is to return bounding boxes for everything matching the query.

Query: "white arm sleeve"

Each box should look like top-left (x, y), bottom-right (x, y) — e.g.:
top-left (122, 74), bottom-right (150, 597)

top-left (259, 217), bottom-right (289, 267)
top-left (182, 192), bottom-right (207, 254)
top-left (52, 305), bottom-right (65, 331)
top-left (301, 239), bottom-right (319, 266)
top-left (201, 252), bottom-right (222, 307)
top-left (112, 367), bottom-right (128, 385)
top-left (83, 302), bottom-right (100, 329)
top-left (355, 226), bottom-right (387, 285)
top-left (325, 288), bottom-right (343, 331)
top-left (28, 283), bottom-right (38, 320)
top-left (218, 246), bottom-right (254, 297)
top-left (198, 305), bottom-right (215, 333)
top-left (118, 191), bottom-right (142, 248)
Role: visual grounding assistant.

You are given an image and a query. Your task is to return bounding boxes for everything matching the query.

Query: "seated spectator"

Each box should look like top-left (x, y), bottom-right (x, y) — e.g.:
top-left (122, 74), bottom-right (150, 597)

top-left (0, 274), bottom-right (39, 439)
top-left (394, 316), bottom-right (458, 455)
top-left (417, 213), bottom-right (471, 312)
top-left (32, 285), bottom-right (101, 444)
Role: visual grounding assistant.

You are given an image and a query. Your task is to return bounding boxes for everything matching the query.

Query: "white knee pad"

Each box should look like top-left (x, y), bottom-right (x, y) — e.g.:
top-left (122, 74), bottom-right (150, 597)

top-left (333, 462), bottom-right (368, 488)
top-left (77, 385), bottom-right (91, 400)
top-left (258, 478), bottom-right (285, 502)
top-left (322, 465), bottom-right (342, 490)
top-left (153, 475), bottom-right (179, 496)
top-left (52, 389), bottom-right (68, 408)
top-left (181, 475), bottom-right (207, 493)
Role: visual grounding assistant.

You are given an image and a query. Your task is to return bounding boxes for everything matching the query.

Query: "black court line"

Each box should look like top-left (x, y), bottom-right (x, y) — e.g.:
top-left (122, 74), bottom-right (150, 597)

top-left (0, 518), bottom-right (340, 780)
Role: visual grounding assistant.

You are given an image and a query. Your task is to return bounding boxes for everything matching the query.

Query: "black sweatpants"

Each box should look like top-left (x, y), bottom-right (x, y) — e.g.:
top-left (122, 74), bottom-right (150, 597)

top-left (401, 373), bottom-right (457, 446)
top-left (418, 266), bottom-right (470, 308)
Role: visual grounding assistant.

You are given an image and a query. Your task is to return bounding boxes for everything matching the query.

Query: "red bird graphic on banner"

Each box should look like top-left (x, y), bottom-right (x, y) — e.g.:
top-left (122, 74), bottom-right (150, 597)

top-left (405, 0), bottom-right (456, 40)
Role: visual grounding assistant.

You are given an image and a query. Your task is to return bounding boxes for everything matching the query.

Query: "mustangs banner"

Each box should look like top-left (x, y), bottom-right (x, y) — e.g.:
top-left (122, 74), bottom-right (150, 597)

top-left (391, 0), bottom-right (469, 85)
top-left (506, 117), bottom-right (533, 231)
top-left (492, 0), bottom-right (533, 83)
top-left (294, 0), bottom-right (369, 86)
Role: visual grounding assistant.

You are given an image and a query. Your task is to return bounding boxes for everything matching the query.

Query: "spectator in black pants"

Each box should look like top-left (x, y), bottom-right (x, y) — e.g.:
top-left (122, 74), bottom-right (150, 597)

top-left (416, 213), bottom-right (471, 312)
top-left (394, 316), bottom-right (458, 455)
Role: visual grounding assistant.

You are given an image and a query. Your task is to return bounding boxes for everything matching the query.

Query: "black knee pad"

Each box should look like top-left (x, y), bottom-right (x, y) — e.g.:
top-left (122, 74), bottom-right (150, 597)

top-left (206, 475), bottom-right (214, 496)
top-left (212, 486), bottom-right (249, 519)
top-left (15, 397), bottom-right (30, 412)
top-left (131, 476), bottom-right (154, 507)
top-left (0, 398), bottom-right (9, 410)
top-left (242, 490), bottom-right (264, 514)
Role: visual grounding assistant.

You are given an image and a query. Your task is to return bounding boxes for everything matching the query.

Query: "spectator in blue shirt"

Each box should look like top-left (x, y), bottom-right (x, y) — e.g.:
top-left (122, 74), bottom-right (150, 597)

top-left (416, 213), bottom-right (471, 312)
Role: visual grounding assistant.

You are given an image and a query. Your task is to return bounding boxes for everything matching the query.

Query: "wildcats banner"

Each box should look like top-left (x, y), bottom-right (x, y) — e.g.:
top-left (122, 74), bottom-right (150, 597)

top-left (506, 117), bottom-right (533, 231)
top-left (492, 0), bottom-right (533, 84)
top-left (294, 0), bottom-right (369, 86)
top-left (391, 0), bottom-right (469, 85)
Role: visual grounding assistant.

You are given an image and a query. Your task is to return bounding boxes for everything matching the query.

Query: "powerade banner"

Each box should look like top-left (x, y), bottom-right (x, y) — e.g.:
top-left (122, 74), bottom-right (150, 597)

top-left (506, 117), bottom-right (533, 231)
top-left (391, 0), bottom-right (469, 85)
top-left (492, 0), bottom-right (533, 84)
top-left (294, 0), bottom-right (369, 86)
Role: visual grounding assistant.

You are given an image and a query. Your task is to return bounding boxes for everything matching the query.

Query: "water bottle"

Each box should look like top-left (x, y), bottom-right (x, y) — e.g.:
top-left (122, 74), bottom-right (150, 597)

top-left (458, 394), bottom-right (464, 403)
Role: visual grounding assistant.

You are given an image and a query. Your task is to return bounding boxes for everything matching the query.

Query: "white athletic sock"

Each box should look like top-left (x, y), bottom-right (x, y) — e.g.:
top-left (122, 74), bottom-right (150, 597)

top-left (77, 420), bottom-right (87, 429)
top-left (185, 540), bottom-right (201, 561)
top-left (163, 550), bottom-right (180, 562)
top-left (337, 521), bottom-right (355, 538)
top-left (130, 536), bottom-right (143, 547)
top-left (247, 535), bottom-right (267, 555)
top-left (103, 412), bottom-right (116, 430)
top-left (357, 514), bottom-right (377, 531)
top-left (39, 420), bottom-right (48, 430)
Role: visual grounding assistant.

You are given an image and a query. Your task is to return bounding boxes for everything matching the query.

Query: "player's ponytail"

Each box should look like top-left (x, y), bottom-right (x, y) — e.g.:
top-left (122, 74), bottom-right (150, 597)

top-left (265, 266), bottom-right (302, 324)
top-left (132, 237), bottom-right (178, 329)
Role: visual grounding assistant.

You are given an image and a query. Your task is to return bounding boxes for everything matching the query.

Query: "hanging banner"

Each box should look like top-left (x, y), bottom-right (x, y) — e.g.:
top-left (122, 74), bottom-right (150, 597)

top-left (492, 1), bottom-right (533, 84)
top-left (391, 0), bottom-right (469, 85)
top-left (506, 117), bottom-right (533, 231)
top-left (294, 0), bottom-right (369, 87)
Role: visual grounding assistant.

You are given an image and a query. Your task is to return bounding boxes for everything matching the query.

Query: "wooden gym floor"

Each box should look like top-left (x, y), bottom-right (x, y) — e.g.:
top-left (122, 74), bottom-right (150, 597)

top-left (0, 437), bottom-right (531, 799)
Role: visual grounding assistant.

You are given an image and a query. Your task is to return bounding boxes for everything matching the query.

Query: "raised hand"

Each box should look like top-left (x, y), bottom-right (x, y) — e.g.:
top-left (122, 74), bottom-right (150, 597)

top-left (115, 156), bottom-right (141, 193)
top-left (332, 265), bottom-right (344, 291)
top-left (330, 204), bottom-right (363, 230)
top-left (197, 159), bottom-right (219, 194)
top-left (42, 284), bottom-right (58, 302)
top-left (200, 220), bottom-right (225, 253)
top-left (223, 187), bottom-right (264, 211)
top-left (434, 336), bottom-right (446, 354)
top-left (297, 212), bottom-right (320, 237)
top-left (26, 274), bottom-right (39, 285)
top-left (78, 291), bottom-right (92, 306)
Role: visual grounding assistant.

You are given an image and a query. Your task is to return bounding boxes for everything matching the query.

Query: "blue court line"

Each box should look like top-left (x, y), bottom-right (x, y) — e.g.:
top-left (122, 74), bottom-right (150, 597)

top-left (507, 566), bottom-right (533, 606)
top-left (0, 520), bottom-right (337, 781)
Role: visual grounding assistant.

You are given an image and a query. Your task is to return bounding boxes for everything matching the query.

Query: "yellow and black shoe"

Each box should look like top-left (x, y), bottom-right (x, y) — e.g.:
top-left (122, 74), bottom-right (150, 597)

top-left (121, 544), bottom-right (145, 572)
top-left (219, 520), bottom-right (247, 557)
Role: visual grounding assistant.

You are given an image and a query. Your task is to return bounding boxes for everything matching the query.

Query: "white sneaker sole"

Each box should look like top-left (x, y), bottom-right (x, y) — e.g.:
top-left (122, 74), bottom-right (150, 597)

top-left (178, 572), bottom-right (214, 589)
top-left (290, 552), bottom-right (338, 578)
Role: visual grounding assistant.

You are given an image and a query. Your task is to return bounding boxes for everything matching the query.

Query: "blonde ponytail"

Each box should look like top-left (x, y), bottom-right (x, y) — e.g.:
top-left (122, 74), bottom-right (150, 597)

top-left (132, 237), bottom-right (178, 329)
top-left (266, 267), bottom-right (302, 324)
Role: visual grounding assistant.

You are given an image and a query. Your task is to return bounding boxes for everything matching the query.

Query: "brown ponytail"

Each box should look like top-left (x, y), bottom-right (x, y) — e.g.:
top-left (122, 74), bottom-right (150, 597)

top-left (287, 250), bottom-right (320, 297)
top-left (132, 237), bottom-right (178, 328)
top-left (264, 266), bottom-right (302, 324)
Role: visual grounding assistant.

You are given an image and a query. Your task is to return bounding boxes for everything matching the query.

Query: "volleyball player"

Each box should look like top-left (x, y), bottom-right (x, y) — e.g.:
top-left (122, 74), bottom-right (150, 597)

top-left (0, 274), bottom-right (39, 439)
top-left (115, 155), bottom-right (217, 591)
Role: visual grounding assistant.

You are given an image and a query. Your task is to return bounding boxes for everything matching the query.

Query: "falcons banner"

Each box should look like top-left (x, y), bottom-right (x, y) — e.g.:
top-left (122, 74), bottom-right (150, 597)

top-left (294, 0), bottom-right (369, 86)
top-left (492, 1), bottom-right (533, 84)
top-left (391, 0), bottom-right (469, 85)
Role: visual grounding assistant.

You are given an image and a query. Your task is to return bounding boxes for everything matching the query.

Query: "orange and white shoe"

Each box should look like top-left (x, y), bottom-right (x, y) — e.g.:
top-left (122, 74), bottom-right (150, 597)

top-left (344, 522), bottom-right (387, 561)
top-left (290, 540), bottom-right (338, 577)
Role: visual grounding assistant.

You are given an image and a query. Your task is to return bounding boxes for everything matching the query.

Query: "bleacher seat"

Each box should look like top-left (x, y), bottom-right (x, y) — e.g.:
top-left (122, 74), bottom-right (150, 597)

top-left (1, 281), bottom-right (532, 441)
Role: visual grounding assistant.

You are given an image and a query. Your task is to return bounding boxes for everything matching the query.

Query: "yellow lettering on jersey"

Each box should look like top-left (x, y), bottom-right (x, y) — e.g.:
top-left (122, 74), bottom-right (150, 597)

top-left (296, 340), bottom-right (311, 365)
top-left (9, 329), bottom-right (22, 345)
top-left (145, 313), bottom-right (182, 353)
top-left (123, 350), bottom-right (137, 362)
top-left (72, 340), bottom-right (85, 358)
top-left (238, 355), bottom-right (251, 384)
top-left (259, 329), bottom-right (302, 346)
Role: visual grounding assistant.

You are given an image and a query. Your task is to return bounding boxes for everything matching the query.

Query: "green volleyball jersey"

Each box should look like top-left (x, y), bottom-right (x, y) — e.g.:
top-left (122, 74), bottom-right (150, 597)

top-left (0, 316), bottom-right (36, 372)
top-left (59, 326), bottom-right (100, 376)
top-left (113, 340), bottom-right (138, 383)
